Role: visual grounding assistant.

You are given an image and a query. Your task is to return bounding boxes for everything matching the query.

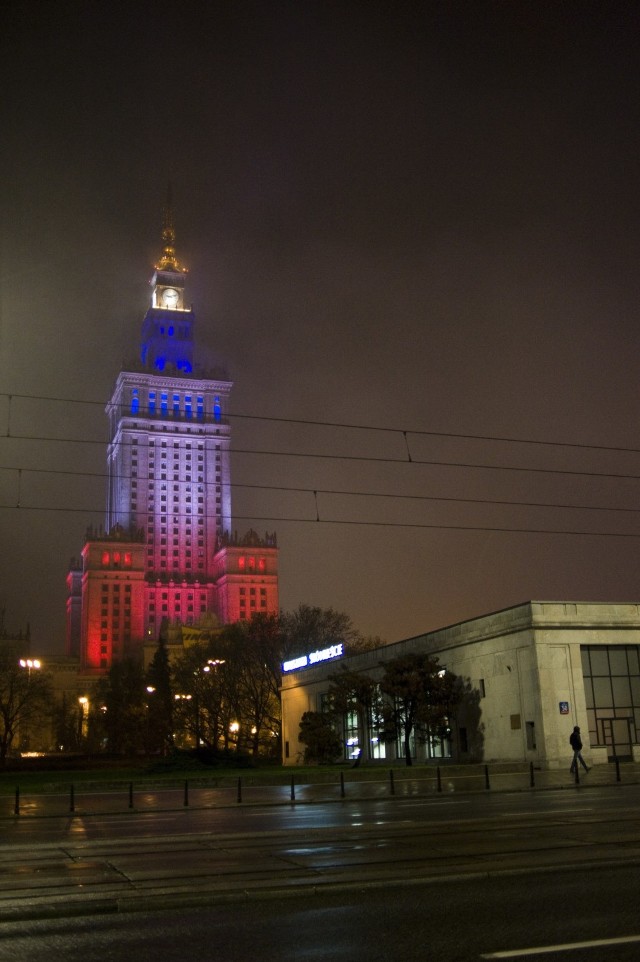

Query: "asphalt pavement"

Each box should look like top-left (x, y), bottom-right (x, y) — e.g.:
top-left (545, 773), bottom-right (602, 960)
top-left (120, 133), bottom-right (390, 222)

top-left (1, 776), bottom-right (640, 923)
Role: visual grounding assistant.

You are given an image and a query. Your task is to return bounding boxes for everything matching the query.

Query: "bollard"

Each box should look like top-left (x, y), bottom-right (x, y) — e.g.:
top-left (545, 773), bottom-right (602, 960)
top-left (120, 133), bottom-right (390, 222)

top-left (437, 766), bottom-right (442, 793)
top-left (129, 782), bottom-right (134, 809)
top-left (484, 765), bottom-right (491, 790)
top-left (14, 786), bottom-right (19, 816)
top-left (615, 756), bottom-right (621, 783)
top-left (184, 779), bottom-right (189, 807)
top-left (389, 769), bottom-right (395, 796)
top-left (237, 777), bottom-right (242, 803)
top-left (290, 775), bottom-right (295, 802)
top-left (70, 784), bottom-right (75, 813)
top-left (340, 772), bottom-right (345, 798)
top-left (529, 762), bottom-right (535, 788)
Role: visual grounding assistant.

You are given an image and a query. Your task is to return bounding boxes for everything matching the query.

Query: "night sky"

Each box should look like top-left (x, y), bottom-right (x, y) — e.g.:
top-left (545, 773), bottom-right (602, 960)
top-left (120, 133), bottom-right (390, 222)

top-left (1, 1), bottom-right (639, 655)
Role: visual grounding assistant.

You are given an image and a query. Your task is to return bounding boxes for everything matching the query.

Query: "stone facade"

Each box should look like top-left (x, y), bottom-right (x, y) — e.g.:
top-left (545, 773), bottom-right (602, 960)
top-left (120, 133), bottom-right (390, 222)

top-left (281, 601), bottom-right (640, 769)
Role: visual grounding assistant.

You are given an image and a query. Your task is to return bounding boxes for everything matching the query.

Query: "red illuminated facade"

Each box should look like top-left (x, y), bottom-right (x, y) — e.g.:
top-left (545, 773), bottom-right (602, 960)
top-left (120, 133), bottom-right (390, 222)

top-left (68, 205), bottom-right (279, 673)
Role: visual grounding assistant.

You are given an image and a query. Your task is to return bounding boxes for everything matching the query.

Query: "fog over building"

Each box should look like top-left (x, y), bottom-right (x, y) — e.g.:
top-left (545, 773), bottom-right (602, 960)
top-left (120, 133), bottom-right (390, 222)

top-left (67, 203), bottom-right (279, 674)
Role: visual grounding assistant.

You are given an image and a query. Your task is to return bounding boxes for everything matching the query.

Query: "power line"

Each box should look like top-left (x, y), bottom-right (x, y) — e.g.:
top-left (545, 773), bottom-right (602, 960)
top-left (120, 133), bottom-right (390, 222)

top-left (0, 463), bottom-right (638, 515)
top-left (2, 390), bottom-right (640, 456)
top-left (0, 501), bottom-right (638, 539)
top-left (3, 434), bottom-right (640, 482)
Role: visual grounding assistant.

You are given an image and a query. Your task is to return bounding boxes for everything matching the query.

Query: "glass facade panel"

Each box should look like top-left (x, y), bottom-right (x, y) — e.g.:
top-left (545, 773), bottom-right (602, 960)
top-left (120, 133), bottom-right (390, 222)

top-left (609, 649), bottom-right (629, 675)
top-left (368, 692), bottom-right (386, 760)
top-left (589, 649), bottom-right (609, 675)
top-left (583, 678), bottom-right (594, 708)
top-left (612, 676), bottom-right (631, 705)
top-left (580, 648), bottom-right (591, 677)
top-left (593, 677), bottom-right (613, 706)
top-left (581, 645), bottom-right (640, 748)
top-left (344, 710), bottom-right (359, 761)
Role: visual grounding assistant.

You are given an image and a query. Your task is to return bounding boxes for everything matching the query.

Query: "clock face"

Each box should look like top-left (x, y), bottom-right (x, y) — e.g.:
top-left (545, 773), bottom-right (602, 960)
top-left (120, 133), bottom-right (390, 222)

top-left (162, 288), bottom-right (179, 307)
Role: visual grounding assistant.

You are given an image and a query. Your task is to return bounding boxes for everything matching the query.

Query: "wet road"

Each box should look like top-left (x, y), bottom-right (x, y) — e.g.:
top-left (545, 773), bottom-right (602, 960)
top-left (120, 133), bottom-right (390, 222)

top-left (1, 864), bottom-right (639, 962)
top-left (0, 783), bottom-right (639, 924)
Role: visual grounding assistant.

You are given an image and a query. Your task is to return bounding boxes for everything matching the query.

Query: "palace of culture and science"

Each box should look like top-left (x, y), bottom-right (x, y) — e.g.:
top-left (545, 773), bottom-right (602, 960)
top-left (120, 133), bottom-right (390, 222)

top-left (66, 206), bottom-right (279, 674)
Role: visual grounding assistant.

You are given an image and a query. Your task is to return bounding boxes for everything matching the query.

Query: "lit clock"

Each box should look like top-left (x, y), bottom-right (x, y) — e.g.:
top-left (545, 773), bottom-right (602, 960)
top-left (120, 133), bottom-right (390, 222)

top-left (162, 288), bottom-right (179, 308)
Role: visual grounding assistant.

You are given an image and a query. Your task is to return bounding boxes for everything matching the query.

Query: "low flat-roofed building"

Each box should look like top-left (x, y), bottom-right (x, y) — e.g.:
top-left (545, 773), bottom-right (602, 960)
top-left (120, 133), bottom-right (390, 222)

top-left (281, 601), bottom-right (640, 769)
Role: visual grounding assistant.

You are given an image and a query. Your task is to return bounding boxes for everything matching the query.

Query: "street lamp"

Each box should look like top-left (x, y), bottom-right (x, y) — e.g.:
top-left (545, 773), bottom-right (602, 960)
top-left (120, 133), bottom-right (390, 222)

top-left (78, 696), bottom-right (89, 741)
top-left (19, 658), bottom-right (41, 678)
top-left (174, 694), bottom-right (193, 749)
top-left (18, 658), bottom-right (42, 752)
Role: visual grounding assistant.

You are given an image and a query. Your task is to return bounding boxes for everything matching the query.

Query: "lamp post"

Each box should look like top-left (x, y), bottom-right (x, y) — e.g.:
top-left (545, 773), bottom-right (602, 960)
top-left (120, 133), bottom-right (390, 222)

top-left (19, 658), bottom-right (41, 678)
top-left (174, 694), bottom-right (192, 748)
top-left (77, 696), bottom-right (89, 743)
top-left (201, 659), bottom-right (225, 750)
top-left (18, 658), bottom-right (42, 752)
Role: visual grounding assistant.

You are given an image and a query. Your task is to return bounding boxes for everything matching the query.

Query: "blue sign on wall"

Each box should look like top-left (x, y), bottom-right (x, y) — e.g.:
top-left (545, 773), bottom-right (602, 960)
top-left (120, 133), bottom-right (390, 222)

top-left (559, 701), bottom-right (570, 714)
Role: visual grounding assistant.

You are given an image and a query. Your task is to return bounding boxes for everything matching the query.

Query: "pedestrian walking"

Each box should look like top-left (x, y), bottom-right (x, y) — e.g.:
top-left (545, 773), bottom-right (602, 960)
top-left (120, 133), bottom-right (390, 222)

top-left (569, 725), bottom-right (589, 773)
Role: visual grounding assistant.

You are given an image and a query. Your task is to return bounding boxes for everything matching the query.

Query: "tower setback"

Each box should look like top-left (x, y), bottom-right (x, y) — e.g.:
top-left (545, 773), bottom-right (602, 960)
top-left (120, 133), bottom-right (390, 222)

top-left (68, 205), bottom-right (279, 673)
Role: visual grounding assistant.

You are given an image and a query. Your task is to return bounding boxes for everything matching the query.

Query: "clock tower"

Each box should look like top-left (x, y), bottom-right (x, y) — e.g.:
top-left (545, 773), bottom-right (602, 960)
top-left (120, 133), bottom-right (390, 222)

top-left (140, 197), bottom-right (194, 373)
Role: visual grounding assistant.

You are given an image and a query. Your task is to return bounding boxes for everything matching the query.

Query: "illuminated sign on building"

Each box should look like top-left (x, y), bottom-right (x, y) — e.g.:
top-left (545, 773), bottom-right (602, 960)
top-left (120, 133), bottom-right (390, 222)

top-left (282, 643), bottom-right (344, 673)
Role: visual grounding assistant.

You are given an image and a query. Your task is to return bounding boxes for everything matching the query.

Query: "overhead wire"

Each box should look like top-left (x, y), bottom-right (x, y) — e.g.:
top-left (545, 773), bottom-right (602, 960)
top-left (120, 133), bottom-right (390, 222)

top-left (1, 390), bottom-right (639, 539)
top-left (0, 463), bottom-right (638, 515)
top-left (2, 389), bottom-right (640, 455)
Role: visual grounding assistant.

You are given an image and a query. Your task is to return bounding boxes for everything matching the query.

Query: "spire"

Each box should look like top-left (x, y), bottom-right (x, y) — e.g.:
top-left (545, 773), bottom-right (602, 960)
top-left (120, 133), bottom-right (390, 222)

top-left (155, 184), bottom-right (186, 272)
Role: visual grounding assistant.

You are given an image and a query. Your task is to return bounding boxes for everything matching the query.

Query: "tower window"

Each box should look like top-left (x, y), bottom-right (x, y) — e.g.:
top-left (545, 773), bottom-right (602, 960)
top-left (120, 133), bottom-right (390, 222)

top-left (214, 397), bottom-right (221, 421)
top-left (131, 389), bottom-right (139, 415)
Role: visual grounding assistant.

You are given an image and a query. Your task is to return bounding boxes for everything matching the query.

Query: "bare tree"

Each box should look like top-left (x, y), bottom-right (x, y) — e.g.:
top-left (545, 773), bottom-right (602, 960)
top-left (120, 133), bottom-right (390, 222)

top-left (0, 651), bottom-right (52, 765)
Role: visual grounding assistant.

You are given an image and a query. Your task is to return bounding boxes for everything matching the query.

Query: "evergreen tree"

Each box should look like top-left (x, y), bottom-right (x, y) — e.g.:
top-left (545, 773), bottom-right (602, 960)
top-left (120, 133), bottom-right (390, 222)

top-left (380, 653), bottom-right (461, 766)
top-left (93, 659), bottom-right (147, 755)
top-left (145, 637), bottom-right (174, 754)
top-left (298, 711), bottom-right (342, 764)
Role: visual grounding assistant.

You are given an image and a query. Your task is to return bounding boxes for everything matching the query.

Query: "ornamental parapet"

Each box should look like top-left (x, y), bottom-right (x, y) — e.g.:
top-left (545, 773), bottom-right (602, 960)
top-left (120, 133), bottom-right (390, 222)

top-left (84, 522), bottom-right (145, 543)
top-left (216, 528), bottom-right (278, 550)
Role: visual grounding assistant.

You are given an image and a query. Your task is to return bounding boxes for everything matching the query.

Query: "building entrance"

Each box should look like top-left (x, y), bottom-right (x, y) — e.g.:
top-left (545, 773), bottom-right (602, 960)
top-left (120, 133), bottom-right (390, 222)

top-left (600, 716), bottom-right (633, 761)
top-left (581, 645), bottom-right (640, 758)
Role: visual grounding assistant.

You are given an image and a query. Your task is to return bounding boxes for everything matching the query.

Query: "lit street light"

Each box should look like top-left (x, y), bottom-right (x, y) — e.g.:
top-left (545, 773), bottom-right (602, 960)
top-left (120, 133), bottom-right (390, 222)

top-left (19, 658), bottom-right (41, 678)
top-left (18, 657), bottom-right (42, 752)
top-left (78, 696), bottom-right (89, 741)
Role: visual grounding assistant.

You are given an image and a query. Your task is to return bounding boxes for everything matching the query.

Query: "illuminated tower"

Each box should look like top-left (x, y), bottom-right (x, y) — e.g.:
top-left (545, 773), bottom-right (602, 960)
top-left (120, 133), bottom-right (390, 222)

top-left (69, 200), bottom-right (279, 673)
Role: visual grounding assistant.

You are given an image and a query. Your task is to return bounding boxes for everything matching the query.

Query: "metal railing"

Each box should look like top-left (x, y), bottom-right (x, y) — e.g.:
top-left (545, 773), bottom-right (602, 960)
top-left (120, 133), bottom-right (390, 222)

top-left (5, 760), bottom-right (637, 817)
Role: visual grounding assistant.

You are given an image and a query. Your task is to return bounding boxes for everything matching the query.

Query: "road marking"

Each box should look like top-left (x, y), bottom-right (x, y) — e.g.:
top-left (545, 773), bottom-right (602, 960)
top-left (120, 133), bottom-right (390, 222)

top-left (499, 808), bottom-right (591, 817)
top-left (480, 933), bottom-right (640, 958)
